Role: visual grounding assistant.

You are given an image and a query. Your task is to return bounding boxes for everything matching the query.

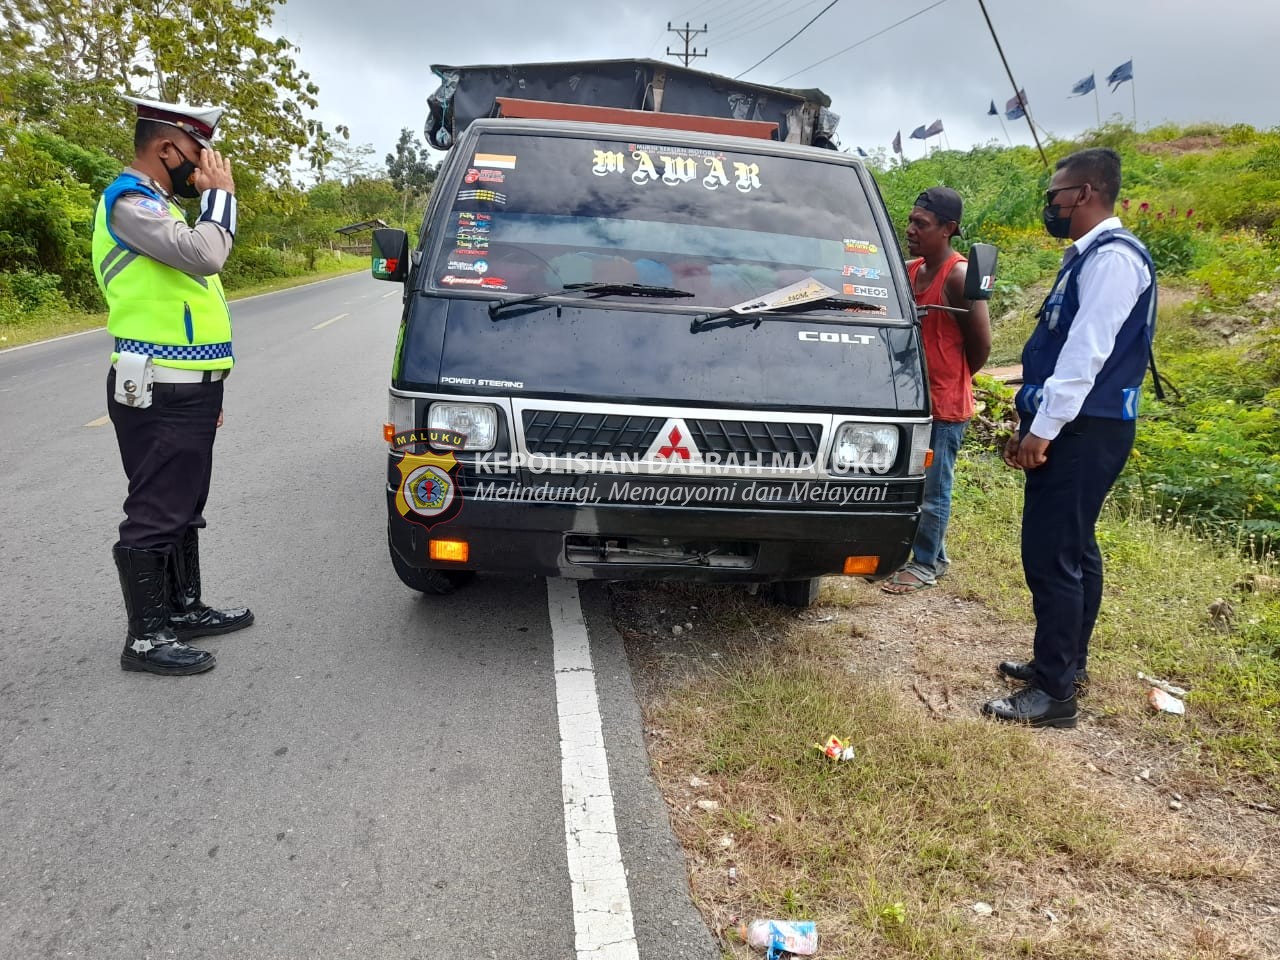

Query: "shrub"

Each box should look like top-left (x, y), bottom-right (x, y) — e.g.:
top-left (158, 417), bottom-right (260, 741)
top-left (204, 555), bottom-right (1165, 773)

top-left (1125, 200), bottom-right (1209, 275)
top-left (219, 245), bottom-right (297, 289)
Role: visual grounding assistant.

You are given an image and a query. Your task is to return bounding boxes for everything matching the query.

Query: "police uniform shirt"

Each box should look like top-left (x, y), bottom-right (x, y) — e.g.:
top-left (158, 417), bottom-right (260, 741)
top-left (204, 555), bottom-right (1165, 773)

top-left (111, 167), bottom-right (235, 276)
top-left (1029, 215), bottom-right (1152, 440)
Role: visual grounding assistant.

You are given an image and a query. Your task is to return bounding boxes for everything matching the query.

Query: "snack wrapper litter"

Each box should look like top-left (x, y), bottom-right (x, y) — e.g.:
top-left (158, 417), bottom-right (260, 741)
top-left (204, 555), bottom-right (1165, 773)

top-left (814, 734), bottom-right (856, 761)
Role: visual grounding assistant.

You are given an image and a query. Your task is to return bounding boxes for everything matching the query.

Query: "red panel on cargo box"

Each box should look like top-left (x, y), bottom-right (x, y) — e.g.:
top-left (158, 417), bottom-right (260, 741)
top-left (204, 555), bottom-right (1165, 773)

top-left (494, 97), bottom-right (780, 140)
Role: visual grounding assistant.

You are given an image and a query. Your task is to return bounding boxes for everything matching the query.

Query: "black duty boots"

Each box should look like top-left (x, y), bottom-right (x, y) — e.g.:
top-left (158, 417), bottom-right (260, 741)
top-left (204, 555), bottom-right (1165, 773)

top-left (168, 528), bottom-right (254, 639)
top-left (114, 545), bottom-right (215, 676)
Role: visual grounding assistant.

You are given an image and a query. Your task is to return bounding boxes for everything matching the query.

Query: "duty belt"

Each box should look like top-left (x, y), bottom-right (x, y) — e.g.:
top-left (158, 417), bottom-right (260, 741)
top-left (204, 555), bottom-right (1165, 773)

top-left (114, 337), bottom-right (234, 361)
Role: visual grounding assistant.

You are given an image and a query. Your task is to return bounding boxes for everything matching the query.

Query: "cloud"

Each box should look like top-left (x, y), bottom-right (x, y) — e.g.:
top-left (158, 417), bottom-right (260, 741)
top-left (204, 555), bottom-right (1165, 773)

top-left (274, 0), bottom-right (1280, 163)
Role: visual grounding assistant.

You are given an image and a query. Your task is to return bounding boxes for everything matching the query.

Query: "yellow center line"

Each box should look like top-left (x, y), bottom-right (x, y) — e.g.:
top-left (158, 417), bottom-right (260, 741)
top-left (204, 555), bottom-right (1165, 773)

top-left (312, 312), bottom-right (349, 330)
top-left (84, 415), bottom-right (110, 428)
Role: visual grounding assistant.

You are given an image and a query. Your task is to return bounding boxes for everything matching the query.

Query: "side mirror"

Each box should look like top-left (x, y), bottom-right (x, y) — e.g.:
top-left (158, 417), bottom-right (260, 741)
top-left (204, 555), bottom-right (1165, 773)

top-left (964, 242), bottom-right (998, 301)
top-left (371, 228), bottom-right (409, 282)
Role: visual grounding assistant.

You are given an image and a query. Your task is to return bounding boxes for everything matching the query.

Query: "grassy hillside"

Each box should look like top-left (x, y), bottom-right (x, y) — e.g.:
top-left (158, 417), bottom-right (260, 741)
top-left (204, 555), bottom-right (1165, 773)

top-left (872, 122), bottom-right (1280, 551)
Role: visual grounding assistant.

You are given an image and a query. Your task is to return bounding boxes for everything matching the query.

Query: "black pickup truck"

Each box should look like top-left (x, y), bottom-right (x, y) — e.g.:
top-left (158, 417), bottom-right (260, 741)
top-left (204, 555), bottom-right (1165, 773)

top-left (372, 59), bottom-right (993, 606)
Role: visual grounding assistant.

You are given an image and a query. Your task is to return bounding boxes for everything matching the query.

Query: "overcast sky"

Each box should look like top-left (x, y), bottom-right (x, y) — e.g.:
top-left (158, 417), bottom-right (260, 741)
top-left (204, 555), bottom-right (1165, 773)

top-left (273, 0), bottom-right (1279, 165)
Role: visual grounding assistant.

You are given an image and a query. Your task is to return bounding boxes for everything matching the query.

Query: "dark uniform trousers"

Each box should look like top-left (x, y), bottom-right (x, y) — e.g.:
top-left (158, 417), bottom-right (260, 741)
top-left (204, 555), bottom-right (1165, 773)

top-left (106, 367), bottom-right (223, 550)
top-left (1020, 415), bottom-right (1136, 700)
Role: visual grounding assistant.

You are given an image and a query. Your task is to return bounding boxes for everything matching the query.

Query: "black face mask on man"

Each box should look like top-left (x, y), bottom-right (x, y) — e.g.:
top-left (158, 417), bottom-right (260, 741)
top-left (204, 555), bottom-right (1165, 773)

top-left (1041, 184), bottom-right (1086, 239)
top-left (163, 145), bottom-right (200, 199)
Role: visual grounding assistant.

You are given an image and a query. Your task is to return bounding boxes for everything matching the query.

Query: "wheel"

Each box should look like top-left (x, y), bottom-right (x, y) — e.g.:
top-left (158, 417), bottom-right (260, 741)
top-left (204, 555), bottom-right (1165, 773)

top-left (773, 577), bottom-right (822, 608)
top-left (389, 538), bottom-right (476, 595)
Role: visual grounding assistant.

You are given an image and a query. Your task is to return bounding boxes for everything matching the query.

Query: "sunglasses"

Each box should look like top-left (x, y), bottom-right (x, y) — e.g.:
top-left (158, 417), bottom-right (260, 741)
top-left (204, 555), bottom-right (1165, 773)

top-left (1044, 183), bottom-right (1087, 205)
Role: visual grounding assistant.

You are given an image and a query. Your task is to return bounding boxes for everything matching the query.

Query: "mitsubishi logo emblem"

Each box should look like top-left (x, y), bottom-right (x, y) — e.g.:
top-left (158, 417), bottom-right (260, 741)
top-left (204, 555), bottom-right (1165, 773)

top-left (657, 426), bottom-right (691, 460)
top-left (643, 417), bottom-right (702, 464)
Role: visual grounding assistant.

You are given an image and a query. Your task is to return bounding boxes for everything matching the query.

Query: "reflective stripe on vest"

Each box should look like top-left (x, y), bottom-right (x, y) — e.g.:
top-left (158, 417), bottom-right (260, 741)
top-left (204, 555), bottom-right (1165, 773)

top-left (92, 173), bottom-right (233, 370)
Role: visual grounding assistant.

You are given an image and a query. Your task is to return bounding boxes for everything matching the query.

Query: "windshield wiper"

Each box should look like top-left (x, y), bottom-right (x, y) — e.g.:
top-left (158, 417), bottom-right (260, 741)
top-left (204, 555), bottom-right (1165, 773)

top-left (689, 295), bottom-right (885, 333)
top-left (488, 282), bottom-right (694, 320)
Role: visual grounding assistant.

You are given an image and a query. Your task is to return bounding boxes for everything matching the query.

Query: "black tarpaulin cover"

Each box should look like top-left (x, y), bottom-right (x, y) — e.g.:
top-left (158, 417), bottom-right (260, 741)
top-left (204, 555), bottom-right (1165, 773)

top-left (425, 58), bottom-right (838, 150)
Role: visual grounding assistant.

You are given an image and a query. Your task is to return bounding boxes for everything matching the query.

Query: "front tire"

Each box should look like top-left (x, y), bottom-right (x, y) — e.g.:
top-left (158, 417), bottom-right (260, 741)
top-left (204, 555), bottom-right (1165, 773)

top-left (774, 577), bottom-right (822, 608)
top-left (389, 538), bottom-right (476, 595)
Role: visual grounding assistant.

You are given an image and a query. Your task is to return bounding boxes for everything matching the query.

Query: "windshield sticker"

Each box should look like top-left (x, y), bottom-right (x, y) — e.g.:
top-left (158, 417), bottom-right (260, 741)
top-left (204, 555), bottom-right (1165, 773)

top-left (440, 274), bottom-right (508, 290)
top-left (843, 265), bottom-right (882, 279)
top-left (843, 284), bottom-right (890, 298)
top-left (839, 240), bottom-right (880, 256)
top-left (591, 147), bottom-right (763, 194)
top-left (464, 167), bottom-right (506, 185)
top-left (452, 246), bottom-right (488, 257)
top-left (474, 153), bottom-right (517, 169)
top-left (846, 303), bottom-right (889, 315)
top-left (457, 188), bottom-right (507, 205)
top-left (446, 258), bottom-right (491, 274)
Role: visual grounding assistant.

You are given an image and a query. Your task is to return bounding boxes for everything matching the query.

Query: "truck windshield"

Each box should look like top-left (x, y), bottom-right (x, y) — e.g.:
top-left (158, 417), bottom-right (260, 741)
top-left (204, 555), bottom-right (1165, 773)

top-left (429, 132), bottom-right (901, 317)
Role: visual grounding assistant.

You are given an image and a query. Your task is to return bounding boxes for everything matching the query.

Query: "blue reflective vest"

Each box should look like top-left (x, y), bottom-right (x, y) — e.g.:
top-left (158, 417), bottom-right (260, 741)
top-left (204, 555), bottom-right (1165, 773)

top-left (1016, 228), bottom-right (1156, 421)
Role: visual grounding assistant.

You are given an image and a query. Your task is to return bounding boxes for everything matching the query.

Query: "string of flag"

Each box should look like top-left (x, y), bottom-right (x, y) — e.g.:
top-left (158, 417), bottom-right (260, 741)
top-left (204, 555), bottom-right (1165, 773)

top-left (888, 59), bottom-right (1137, 156)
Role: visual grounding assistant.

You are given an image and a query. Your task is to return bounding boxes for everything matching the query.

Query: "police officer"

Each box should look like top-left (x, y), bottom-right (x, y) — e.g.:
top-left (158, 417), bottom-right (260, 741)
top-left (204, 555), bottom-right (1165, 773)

top-left (984, 148), bottom-right (1157, 727)
top-left (95, 95), bottom-right (253, 676)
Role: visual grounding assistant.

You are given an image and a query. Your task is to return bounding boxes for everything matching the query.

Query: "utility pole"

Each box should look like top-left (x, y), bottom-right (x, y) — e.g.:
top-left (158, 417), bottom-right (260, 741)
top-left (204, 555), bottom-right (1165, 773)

top-left (666, 21), bottom-right (708, 67)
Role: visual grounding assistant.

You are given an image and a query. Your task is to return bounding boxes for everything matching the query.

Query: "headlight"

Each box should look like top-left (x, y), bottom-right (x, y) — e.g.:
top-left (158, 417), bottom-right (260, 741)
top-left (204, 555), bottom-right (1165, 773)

top-left (428, 402), bottom-right (499, 451)
top-left (832, 422), bottom-right (899, 474)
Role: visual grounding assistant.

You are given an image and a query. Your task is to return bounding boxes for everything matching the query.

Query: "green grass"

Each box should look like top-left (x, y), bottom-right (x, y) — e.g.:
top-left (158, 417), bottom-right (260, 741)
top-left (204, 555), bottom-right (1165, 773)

top-left (645, 627), bottom-right (1249, 960)
top-left (0, 255), bottom-right (367, 350)
top-left (949, 448), bottom-right (1280, 786)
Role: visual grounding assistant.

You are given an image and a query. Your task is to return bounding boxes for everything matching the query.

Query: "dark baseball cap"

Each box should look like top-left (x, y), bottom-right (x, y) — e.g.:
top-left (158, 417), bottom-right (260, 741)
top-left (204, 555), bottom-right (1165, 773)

top-left (914, 187), bottom-right (965, 237)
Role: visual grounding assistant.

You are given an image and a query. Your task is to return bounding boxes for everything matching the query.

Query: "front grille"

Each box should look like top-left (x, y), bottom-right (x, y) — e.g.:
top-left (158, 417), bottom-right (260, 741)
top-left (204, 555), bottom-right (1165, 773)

top-left (685, 419), bottom-right (821, 458)
top-left (521, 409), bottom-right (824, 459)
top-left (522, 411), bottom-right (665, 457)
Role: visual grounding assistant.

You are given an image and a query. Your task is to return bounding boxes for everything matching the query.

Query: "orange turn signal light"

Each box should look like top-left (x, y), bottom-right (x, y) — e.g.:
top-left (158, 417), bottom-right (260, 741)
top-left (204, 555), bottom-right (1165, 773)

top-left (843, 555), bottom-right (879, 576)
top-left (383, 421), bottom-right (396, 443)
top-left (924, 448), bottom-right (935, 469)
top-left (429, 539), bottom-right (470, 563)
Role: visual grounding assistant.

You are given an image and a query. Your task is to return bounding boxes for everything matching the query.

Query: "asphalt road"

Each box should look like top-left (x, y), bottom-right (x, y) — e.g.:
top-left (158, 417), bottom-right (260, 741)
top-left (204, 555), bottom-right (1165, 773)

top-left (0, 273), bottom-right (717, 960)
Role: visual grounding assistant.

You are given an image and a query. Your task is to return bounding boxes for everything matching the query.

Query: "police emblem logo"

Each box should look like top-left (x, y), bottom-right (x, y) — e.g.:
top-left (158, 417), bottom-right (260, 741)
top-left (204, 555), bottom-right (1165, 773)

top-left (394, 450), bottom-right (464, 528)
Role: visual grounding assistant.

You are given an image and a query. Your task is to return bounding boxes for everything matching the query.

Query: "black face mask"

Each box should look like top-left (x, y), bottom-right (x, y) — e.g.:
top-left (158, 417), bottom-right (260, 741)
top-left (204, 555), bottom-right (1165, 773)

top-left (163, 145), bottom-right (200, 199)
top-left (1042, 202), bottom-right (1074, 239)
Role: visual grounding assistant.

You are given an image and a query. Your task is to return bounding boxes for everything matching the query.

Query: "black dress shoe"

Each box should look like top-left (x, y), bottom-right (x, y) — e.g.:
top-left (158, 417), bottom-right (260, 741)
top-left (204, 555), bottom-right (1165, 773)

top-left (982, 686), bottom-right (1078, 728)
top-left (998, 659), bottom-right (1089, 695)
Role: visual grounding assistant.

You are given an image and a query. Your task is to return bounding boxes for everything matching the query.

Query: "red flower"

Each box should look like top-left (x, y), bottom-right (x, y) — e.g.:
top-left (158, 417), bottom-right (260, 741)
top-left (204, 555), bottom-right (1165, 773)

top-left (1122, 198), bottom-right (1131, 211)
top-left (1139, 202), bottom-right (1150, 213)
top-left (1156, 211), bottom-right (1164, 220)
top-left (1186, 209), bottom-right (1194, 218)
top-left (1196, 221), bottom-right (1203, 229)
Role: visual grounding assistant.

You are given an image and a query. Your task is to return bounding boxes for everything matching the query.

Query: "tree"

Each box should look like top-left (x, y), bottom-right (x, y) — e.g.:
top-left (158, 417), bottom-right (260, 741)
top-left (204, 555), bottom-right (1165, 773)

top-left (0, 0), bottom-right (338, 186)
top-left (385, 127), bottom-right (436, 223)
top-left (386, 128), bottom-right (436, 193)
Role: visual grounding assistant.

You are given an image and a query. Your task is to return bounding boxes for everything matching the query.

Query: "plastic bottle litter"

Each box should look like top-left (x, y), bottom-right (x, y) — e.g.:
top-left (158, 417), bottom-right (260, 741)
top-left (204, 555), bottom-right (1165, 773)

top-left (739, 919), bottom-right (818, 958)
top-left (1137, 671), bottom-right (1189, 697)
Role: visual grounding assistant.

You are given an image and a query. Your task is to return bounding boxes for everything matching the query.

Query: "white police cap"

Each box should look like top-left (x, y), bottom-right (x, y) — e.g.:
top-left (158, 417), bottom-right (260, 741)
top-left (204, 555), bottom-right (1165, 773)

top-left (121, 94), bottom-right (224, 149)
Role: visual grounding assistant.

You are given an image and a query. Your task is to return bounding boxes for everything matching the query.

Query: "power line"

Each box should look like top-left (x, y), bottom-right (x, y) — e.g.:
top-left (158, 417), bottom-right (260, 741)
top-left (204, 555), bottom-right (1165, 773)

top-left (734, 0), bottom-right (841, 79)
top-left (716, 0), bottom-right (819, 46)
top-left (710, 0), bottom-right (781, 43)
top-left (774, 0), bottom-right (951, 84)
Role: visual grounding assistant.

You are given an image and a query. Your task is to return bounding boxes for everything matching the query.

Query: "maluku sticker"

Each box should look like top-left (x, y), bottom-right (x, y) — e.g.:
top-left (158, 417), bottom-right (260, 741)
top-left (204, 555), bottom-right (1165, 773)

top-left (394, 450), bottom-right (464, 528)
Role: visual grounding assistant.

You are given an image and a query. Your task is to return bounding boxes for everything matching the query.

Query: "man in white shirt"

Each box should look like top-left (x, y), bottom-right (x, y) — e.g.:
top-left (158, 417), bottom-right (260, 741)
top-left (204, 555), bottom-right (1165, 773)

top-left (984, 148), bottom-right (1157, 728)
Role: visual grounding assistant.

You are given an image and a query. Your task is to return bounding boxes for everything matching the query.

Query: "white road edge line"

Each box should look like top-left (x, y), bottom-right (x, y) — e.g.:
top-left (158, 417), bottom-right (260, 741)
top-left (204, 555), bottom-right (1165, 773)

top-left (312, 312), bottom-right (349, 330)
top-left (381, 290), bottom-right (399, 298)
top-left (84, 415), bottom-right (110, 428)
top-left (547, 578), bottom-right (640, 960)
